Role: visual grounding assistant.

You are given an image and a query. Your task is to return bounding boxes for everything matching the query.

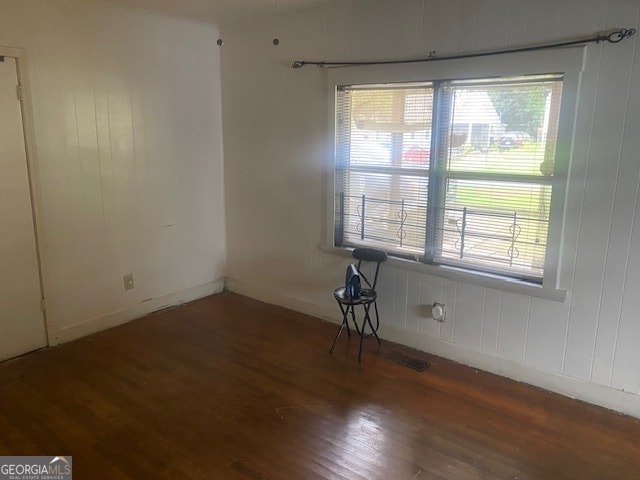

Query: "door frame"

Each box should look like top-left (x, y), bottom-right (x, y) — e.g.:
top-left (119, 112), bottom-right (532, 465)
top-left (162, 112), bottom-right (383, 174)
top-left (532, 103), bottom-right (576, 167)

top-left (0, 46), bottom-right (52, 346)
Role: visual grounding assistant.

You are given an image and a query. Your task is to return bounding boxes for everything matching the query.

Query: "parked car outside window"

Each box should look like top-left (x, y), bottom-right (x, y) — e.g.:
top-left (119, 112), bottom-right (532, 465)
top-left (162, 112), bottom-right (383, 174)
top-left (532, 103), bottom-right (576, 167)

top-left (496, 131), bottom-right (531, 149)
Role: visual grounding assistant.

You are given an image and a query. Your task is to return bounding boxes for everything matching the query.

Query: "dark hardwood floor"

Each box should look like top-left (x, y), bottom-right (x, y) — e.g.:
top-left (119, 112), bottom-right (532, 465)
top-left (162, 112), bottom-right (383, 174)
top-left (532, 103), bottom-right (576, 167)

top-left (0, 292), bottom-right (638, 479)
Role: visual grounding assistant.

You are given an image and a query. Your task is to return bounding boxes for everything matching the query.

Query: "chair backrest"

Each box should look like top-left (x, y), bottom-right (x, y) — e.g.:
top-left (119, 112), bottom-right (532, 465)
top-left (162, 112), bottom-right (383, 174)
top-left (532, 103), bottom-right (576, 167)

top-left (352, 248), bottom-right (388, 289)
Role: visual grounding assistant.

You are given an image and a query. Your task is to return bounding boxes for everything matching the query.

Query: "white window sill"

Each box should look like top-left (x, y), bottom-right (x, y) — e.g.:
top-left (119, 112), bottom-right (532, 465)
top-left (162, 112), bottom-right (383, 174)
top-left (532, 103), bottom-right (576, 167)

top-left (319, 245), bottom-right (567, 302)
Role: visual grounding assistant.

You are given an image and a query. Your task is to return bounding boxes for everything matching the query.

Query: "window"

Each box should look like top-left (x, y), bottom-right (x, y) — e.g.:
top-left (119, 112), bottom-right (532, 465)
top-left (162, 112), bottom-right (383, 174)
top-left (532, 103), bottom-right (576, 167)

top-left (333, 75), bottom-right (566, 283)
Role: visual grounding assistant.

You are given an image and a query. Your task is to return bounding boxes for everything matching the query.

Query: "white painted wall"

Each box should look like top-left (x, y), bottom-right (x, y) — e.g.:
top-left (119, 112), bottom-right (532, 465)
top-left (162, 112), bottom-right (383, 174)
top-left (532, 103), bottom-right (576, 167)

top-left (0, 0), bottom-right (226, 343)
top-left (221, 0), bottom-right (640, 417)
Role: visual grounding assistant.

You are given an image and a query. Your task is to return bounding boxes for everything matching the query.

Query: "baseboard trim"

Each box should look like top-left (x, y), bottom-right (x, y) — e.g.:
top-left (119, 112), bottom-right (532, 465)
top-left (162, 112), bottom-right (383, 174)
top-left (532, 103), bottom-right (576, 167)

top-left (55, 279), bottom-right (225, 344)
top-left (224, 277), bottom-right (337, 322)
top-left (225, 278), bottom-right (640, 419)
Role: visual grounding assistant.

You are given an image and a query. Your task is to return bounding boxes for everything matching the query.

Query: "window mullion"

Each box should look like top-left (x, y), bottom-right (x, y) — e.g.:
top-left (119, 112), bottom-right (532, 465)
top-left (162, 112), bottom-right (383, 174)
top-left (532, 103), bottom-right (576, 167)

top-left (425, 82), bottom-right (452, 262)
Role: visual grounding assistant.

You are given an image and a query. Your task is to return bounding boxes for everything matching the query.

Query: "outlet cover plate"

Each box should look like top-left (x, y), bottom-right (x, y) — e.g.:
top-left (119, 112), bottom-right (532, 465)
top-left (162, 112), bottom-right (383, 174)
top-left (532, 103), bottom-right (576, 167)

top-left (123, 273), bottom-right (134, 290)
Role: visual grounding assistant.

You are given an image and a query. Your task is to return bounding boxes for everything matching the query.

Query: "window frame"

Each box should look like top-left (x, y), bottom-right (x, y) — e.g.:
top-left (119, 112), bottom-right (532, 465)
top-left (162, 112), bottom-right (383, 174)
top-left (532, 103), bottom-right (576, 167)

top-left (325, 47), bottom-right (585, 300)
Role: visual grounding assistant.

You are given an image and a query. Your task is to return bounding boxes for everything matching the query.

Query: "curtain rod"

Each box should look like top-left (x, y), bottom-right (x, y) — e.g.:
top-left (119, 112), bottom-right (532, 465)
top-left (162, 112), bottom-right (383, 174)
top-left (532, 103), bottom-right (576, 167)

top-left (291, 28), bottom-right (636, 69)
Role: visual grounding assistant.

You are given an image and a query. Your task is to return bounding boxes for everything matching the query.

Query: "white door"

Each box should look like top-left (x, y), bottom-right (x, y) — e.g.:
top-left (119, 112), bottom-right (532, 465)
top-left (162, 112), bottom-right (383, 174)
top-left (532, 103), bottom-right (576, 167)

top-left (0, 56), bottom-right (47, 361)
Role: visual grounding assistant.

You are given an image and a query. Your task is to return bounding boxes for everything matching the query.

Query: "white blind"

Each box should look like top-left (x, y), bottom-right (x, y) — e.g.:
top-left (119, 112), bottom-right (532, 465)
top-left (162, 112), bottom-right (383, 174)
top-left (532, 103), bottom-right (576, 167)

top-left (334, 76), bottom-right (563, 281)
top-left (335, 84), bottom-right (433, 256)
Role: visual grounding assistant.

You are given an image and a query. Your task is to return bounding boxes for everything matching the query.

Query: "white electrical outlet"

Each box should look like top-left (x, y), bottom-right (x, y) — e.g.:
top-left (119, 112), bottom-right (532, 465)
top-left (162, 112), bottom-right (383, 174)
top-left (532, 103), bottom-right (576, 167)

top-left (123, 273), bottom-right (134, 291)
top-left (432, 302), bottom-right (446, 322)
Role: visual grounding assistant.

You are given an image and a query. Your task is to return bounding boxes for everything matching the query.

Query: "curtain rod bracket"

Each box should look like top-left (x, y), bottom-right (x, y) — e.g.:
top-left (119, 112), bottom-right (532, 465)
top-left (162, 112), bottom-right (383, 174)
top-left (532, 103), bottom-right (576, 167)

top-left (291, 28), bottom-right (636, 69)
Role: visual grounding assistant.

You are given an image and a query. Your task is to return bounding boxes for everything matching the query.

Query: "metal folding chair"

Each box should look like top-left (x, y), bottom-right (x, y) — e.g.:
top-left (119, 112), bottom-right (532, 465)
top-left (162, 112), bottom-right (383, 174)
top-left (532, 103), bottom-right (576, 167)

top-left (330, 248), bottom-right (388, 362)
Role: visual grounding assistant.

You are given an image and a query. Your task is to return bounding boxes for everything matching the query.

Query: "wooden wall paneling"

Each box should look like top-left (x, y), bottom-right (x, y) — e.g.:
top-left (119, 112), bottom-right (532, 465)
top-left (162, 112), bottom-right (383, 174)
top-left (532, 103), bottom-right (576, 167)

top-left (321, 2), bottom-right (370, 62)
top-left (403, 0), bottom-right (427, 58)
top-left (497, 292), bottom-right (530, 362)
top-left (419, 0), bottom-right (437, 55)
top-left (456, 0), bottom-right (478, 54)
top-left (526, 297), bottom-right (570, 374)
top-left (368, 0), bottom-right (413, 61)
top-left (590, 0), bottom-right (640, 388)
top-left (559, 0), bottom-right (607, 37)
top-left (522, 0), bottom-right (561, 43)
top-left (474, 0), bottom-right (511, 51)
top-left (505, 0), bottom-right (528, 45)
top-left (612, 190), bottom-right (640, 393)
top-left (427, 0), bottom-right (465, 55)
top-left (564, 36), bottom-right (633, 382)
top-left (609, 4), bottom-right (640, 394)
top-left (405, 270), bottom-right (422, 333)
top-left (452, 282), bottom-right (485, 350)
top-left (393, 269), bottom-right (409, 330)
top-left (376, 266), bottom-right (398, 327)
top-left (481, 288), bottom-right (501, 355)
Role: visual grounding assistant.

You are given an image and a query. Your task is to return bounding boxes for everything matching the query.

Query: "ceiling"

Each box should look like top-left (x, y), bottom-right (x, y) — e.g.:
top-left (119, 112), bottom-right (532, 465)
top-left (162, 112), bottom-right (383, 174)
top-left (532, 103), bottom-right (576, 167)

top-left (97, 0), bottom-right (342, 26)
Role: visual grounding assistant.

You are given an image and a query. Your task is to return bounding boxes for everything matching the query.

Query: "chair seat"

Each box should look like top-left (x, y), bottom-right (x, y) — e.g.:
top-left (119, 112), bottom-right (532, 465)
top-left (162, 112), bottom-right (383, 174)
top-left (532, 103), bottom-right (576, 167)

top-left (333, 287), bottom-right (377, 305)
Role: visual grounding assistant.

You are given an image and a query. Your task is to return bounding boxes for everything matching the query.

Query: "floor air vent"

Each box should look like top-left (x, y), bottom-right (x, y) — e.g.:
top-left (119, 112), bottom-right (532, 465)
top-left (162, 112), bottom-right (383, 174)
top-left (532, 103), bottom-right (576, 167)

top-left (385, 351), bottom-right (430, 371)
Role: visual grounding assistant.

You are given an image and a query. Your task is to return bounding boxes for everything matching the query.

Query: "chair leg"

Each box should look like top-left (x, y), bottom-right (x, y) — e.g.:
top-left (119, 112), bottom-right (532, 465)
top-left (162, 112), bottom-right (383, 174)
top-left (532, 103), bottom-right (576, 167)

top-left (329, 319), bottom-right (346, 354)
top-left (357, 304), bottom-right (374, 362)
top-left (330, 303), bottom-right (351, 354)
top-left (332, 301), bottom-right (381, 361)
top-left (350, 304), bottom-right (361, 336)
top-left (368, 302), bottom-right (382, 345)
